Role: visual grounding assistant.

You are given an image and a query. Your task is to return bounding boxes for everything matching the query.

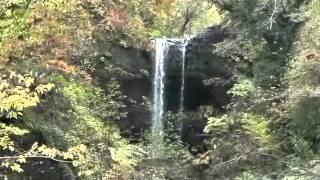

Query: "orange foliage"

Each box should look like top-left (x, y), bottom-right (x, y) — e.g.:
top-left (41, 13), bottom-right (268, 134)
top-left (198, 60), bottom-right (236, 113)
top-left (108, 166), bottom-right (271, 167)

top-left (104, 7), bottom-right (129, 30)
top-left (306, 53), bottom-right (320, 60)
top-left (46, 35), bottom-right (72, 58)
top-left (47, 60), bottom-right (78, 74)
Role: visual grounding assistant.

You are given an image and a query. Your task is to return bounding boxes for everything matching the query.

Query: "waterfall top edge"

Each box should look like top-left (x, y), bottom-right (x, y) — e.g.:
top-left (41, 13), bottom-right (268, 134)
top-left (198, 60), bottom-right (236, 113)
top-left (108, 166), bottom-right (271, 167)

top-left (152, 38), bottom-right (191, 48)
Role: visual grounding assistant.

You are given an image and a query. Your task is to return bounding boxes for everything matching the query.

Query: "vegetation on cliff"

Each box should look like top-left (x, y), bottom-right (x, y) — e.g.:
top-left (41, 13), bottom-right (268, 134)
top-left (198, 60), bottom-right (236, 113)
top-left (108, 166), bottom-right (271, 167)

top-left (0, 0), bottom-right (320, 179)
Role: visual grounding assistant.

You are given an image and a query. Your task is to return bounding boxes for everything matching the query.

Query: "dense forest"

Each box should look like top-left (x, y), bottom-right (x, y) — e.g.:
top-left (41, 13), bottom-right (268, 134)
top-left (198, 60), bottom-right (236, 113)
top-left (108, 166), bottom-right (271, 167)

top-left (0, 0), bottom-right (320, 179)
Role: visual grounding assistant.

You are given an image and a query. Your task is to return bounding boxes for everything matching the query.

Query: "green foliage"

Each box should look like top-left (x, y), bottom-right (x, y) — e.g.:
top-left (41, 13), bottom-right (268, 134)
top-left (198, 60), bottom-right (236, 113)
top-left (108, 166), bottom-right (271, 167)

top-left (165, 0), bottom-right (223, 36)
top-left (53, 75), bottom-right (126, 121)
top-left (290, 135), bottom-right (314, 159)
top-left (0, 71), bottom-right (54, 119)
top-left (31, 74), bottom-right (142, 178)
top-left (0, 123), bottom-right (28, 152)
top-left (0, 0), bottom-right (149, 176)
top-left (304, 0), bottom-right (320, 50)
top-left (235, 171), bottom-right (271, 180)
top-left (289, 97), bottom-right (320, 150)
top-left (214, 0), bottom-right (303, 88)
top-left (109, 142), bottom-right (144, 169)
top-left (287, 56), bottom-right (320, 102)
top-left (203, 113), bottom-right (258, 177)
top-left (204, 114), bottom-right (231, 134)
top-left (286, 0), bottom-right (320, 152)
top-left (1, 141), bottom-right (87, 174)
top-left (146, 112), bottom-right (186, 160)
top-left (0, 71), bottom-right (86, 174)
top-left (181, 1), bottom-right (222, 35)
top-left (0, 70), bottom-right (139, 178)
top-left (242, 113), bottom-right (275, 148)
top-left (204, 0), bottom-right (320, 178)
top-left (228, 78), bottom-right (255, 97)
top-left (205, 113), bottom-right (274, 148)
top-left (120, 0), bottom-right (222, 39)
top-left (162, 112), bottom-right (186, 159)
top-left (0, 0), bottom-right (32, 41)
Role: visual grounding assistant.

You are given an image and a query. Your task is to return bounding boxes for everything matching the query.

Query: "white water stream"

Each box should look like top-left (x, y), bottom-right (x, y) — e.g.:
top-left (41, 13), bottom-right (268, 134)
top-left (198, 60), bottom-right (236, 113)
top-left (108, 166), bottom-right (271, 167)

top-left (151, 39), bottom-right (169, 158)
top-left (179, 40), bottom-right (189, 113)
top-left (151, 38), bottom-right (189, 158)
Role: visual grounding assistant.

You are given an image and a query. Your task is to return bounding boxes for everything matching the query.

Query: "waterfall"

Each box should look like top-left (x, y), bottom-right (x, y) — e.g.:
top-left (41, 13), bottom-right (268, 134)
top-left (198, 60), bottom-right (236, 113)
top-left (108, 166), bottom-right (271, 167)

top-left (151, 38), bottom-right (188, 158)
top-left (179, 40), bottom-right (188, 113)
top-left (151, 38), bottom-right (169, 159)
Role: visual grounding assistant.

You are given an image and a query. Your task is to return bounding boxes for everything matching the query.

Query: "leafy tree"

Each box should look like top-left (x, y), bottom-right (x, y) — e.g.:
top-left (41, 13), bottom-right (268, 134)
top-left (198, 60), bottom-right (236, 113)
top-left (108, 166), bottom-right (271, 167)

top-left (0, 71), bottom-right (86, 174)
top-left (285, 0), bottom-right (320, 151)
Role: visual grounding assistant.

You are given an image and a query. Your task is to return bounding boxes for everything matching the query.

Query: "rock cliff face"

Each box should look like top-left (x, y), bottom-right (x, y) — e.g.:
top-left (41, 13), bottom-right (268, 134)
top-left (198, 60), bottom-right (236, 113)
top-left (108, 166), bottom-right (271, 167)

top-left (166, 25), bottom-right (233, 112)
top-left (94, 44), bottom-right (153, 140)
top-left (103, 25), bottom-right (240, 145)
top-left (165, 25), bottom-right (237, 151)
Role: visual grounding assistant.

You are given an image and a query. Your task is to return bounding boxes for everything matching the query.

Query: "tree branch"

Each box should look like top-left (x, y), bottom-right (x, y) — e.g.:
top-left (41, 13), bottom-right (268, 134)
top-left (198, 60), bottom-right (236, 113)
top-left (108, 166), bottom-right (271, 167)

top-left (209, 150), bottom-right (320, 177)
top-left (24, 0), bottom-right (33, 10)
top-left (0, 155), bottom-right (73, 163)
top-left (257, 152), bottom-right (320, 177)
top-left (265, 0), bottom-right (279, 30)
top-left (180, 7), bottom-right (196, 35)
top-left (210, 153), bottom-right (247, 169)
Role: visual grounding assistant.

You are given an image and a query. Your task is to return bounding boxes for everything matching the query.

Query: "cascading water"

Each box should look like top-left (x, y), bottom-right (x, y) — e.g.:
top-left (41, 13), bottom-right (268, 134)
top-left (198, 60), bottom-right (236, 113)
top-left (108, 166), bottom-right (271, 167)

top-left (179, 40), bottom-right (189, 113)
top-left (151, 38), bottom-right (169, 159)
top-left (151, 38), bottom-right (189, 158)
